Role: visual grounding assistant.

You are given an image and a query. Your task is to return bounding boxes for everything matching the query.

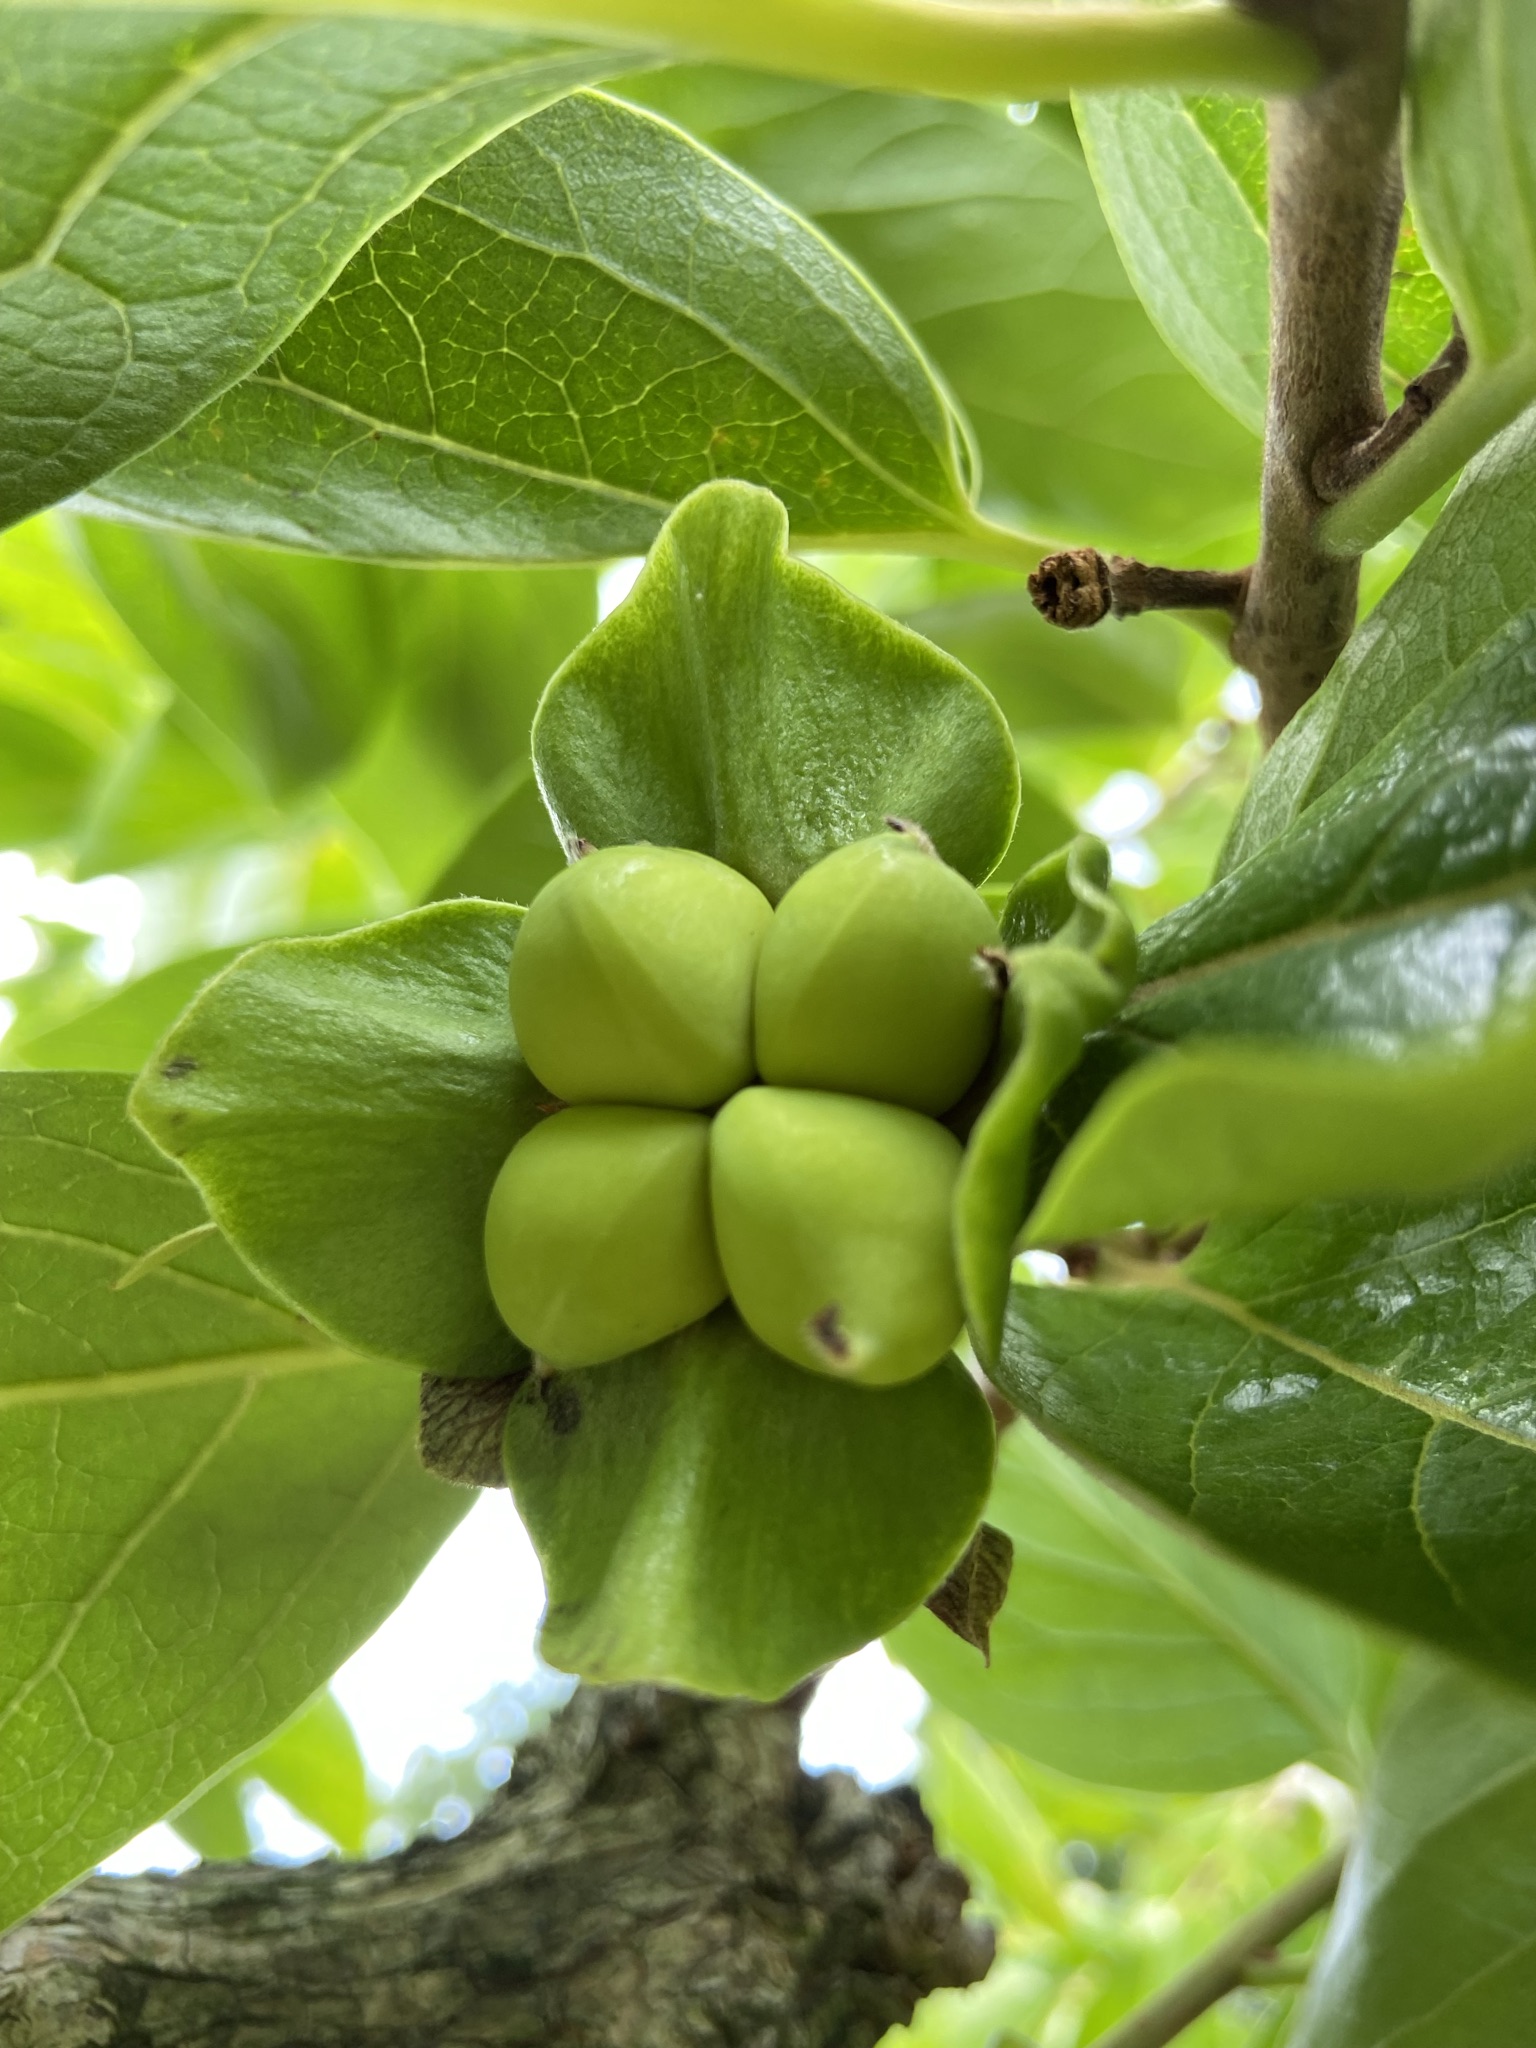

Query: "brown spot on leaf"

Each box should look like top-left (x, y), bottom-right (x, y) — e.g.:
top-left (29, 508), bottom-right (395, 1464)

top-left (161, 1055), bottom-right (198, 1080)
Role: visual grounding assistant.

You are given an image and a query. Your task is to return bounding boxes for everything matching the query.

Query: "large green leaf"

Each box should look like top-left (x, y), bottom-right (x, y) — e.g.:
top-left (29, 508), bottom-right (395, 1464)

top-left (0, 12), bottom-right (620, 529)
top-left (1409, 0), bottom-right (1536, 369)
top-left (533, 482), bottom-right (1020, 901)
top-left (1075, 91), bottom-right (1451, 433)
top-left (0, 1071), bottom-right (464, 1929)
top-left (997, 1160), bottom-right (1536, 1694)
top-left (87, 89), bottom-right (990, 563)
top-left (504, 1310), bottom-right (994, 1700)
top-left (1074, 91), bottom-right (1269, 432)
top-left (890, 1422), bottom-right (1388, 1793)
top-left (1293, 1661), bottom-right (1536, 2048)
top-left (1031, 612), bottom-right (1536, 1240)
top-left (1228, 404), bottom-right (1536, 870)
top-left (625, 68), bottom-right (1262, 562)
top-left (130, 900), bottom-right (540, 1378)
top-left (1329, 0), bottom-right (1536, 546)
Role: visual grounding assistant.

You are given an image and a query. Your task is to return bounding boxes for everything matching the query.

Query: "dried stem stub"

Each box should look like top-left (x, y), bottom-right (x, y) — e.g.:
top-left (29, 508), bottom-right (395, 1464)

top-left (1028, 549), bottom-right (1247, 630)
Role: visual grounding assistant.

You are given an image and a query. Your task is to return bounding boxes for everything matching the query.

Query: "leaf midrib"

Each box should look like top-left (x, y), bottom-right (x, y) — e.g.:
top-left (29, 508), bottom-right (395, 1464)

top-left (1107, 1266), bottom-right (1536, 1454)
top-left (1133, 858), bottom-right (1536, 1007)
top-left (0, 1377), bottom-right (259, 1742)
top-left (256, 158), bottom-right (962, 531)
top-left (0, 1344), bottom-right (357, 1413)
top-left (0, 16), bottom-right (296, 289)
top-left (247, 368), bottom-right (676, 512)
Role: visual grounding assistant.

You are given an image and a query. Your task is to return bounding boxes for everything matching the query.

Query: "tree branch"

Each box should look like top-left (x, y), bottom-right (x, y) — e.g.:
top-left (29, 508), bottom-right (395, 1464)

top-left (1229, 0), bottom-right (1408, 743)
top-left (0, 1687), bottom-right (992, 2048)
top-left (1313, 325), bottom-right (1469, 501)
top-left (1028, 550), bottom-right (1247, 630)
top-left (1087, 1845), bottom-right (1346, 2048)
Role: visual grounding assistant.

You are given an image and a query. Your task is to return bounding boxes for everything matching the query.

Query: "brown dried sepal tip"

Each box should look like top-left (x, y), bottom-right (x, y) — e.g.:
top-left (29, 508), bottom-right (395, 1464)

top-left (977, 945), bottom-right (1011, 997)
top-left (925, 1522), bottom-right (1015, 1664)
top-left (883, 814), bottom-right (938, 856)
top-left (1028, 548), bottom-right (1113, 630)
top-left (418, 1371), bottom-right (524, 1488)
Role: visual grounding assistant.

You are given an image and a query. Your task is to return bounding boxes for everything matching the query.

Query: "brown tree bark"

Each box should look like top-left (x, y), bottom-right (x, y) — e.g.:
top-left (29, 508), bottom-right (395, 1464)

top-left (0, 1685), bottom-right (991, 2048)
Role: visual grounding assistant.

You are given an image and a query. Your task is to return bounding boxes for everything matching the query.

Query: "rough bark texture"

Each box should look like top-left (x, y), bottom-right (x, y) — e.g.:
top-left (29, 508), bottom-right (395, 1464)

top-left (1230, 0), bottom-right (1408, 741)
top-left (0, 1687), bottom-right (991, 2048)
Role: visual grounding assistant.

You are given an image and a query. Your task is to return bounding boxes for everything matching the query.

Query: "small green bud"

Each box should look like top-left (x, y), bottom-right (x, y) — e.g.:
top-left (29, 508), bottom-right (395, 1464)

top-left (485, 1105), bottom-right (726, 1366)
top-left (753, 830), bottom-right (1001, 1115)
top-left (710, 1085), bottom-right (965, 1386)
top-left (509, 844), bottom-right (772, 1109)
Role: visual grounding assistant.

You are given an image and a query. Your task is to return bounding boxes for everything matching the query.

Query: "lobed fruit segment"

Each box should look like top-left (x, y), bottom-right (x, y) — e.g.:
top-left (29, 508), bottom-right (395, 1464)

top-left (710, 1085), bottom-right (966, 1386)
top-left (484, 1104), bottom-right (726, 1367)
top-left (753, 831), bottom-right (1001, 1115)
top-left (508, 843), bottom-right (772, 1109)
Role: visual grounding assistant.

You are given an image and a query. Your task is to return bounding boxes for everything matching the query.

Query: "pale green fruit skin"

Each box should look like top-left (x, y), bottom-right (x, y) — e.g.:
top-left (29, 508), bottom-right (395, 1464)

top-left (485, 1105), bottom-right (726, 1367)
top-left (710, 1085), bottom-right (965, 1387)
top-left (753, 833), bottom-right (1001, 1115)
top-left (509, 844), bottom-right (772, 1108)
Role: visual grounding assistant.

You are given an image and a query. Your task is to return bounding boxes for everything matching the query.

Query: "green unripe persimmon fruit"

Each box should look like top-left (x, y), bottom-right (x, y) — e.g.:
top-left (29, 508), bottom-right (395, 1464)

top-left (509, 844), bottom-right (772, 1108)
top-left (753, 830), bottom-right (1001, 1115)
top-left (711, 1085), bottom-right (965, 1386)
top-left (485, 1105), bottom-right (726, 1366)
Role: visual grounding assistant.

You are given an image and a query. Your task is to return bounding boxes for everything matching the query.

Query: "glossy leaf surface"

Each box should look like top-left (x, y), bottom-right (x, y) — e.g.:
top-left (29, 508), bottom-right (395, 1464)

top-left (0, 1071), bottom-right (463, 1929)
top-left (999, 1162), bottom-right (1536, 1692)
top-left (1033, 612), bottom-right (1536, 1237)
top-left (504, 1311), bottom-right (995, 1699)
top-left (1294, 1660), bottom-right (1536, 2048)
top-left (88, 90), bottom-right (983, 562)
top-left (0, 12), bottom-right (617, 529)
top-left (1228, 405), bottom-right (1536, 869)
top-left (626, 68), bottom-right (1262, 561)
top-left (131, 901), bottom-right (540, 1377)
top-left (890, 1421), bottom-right (1387, 1792)
top-left (534, 482), bottom-right (1019, 901)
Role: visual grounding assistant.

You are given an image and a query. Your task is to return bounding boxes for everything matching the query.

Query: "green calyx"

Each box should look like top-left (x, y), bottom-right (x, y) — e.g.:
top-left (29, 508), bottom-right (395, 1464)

top-left (491, 830), bottom-right (1004, 1386)
top-left (484, 1105), bottom-right (726, 1367)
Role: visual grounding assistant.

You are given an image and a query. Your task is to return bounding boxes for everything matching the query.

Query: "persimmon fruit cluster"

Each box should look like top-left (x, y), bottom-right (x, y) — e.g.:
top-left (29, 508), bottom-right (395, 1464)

top-left (485, 832), bottom-right (1001, 1385)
